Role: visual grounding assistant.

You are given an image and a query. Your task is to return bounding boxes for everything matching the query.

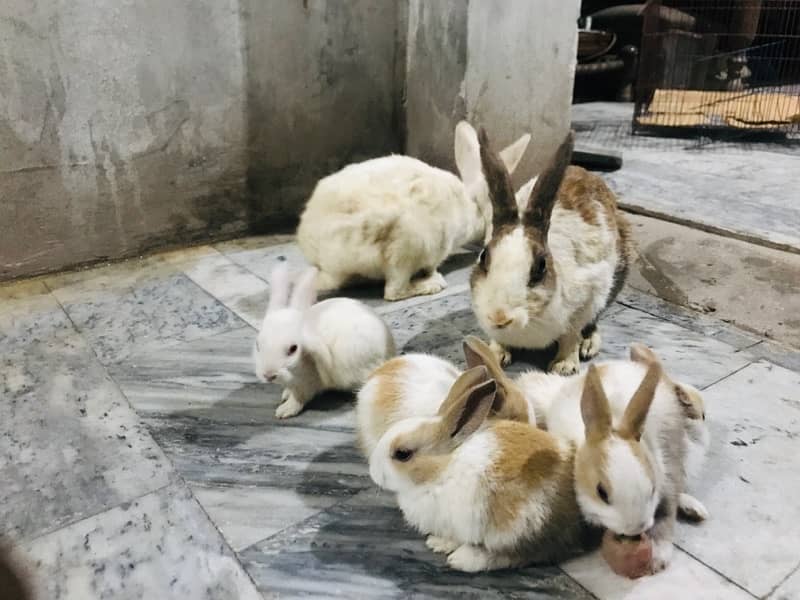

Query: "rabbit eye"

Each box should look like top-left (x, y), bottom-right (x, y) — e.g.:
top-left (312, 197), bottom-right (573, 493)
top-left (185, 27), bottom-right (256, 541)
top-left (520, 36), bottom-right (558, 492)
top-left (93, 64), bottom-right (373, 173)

top-left (529, 256), bottom-right (547, 286)
top-left (392, 448), bottom-right (414, 462)
top-left (287, 344), bottom-right (298, 356)
top-left (597, 483), bottom-right (610, 504)
top-left (478, 247), bottom-right (489, 270)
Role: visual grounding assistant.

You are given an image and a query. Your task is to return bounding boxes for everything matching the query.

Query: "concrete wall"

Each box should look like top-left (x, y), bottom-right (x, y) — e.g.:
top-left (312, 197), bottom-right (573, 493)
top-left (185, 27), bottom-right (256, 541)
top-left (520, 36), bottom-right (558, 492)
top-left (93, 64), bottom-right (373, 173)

top-left (1, 0), bottom-right (576, 281)
top-left (405, 0), bottom-right (580, 186)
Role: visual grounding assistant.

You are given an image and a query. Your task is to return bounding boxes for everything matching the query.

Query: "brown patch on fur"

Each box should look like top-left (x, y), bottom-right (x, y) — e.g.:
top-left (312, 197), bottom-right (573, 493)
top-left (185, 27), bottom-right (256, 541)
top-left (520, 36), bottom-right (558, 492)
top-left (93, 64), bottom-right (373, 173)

top-left (390, 421), bottom-right (452, 485)
top-left (675, 384), bottom-right (705, 420)
top-left (359, 358), bottom-right (407, 454)
top-left (0, 548), bottom-right (31, 600)
top-left (462, 336), bottom-right (529, 423)
top-left (436, 366), bottom-right (489, 418)
top-left (575, 437), bottom-right (613, 500)
top-left (488, 421), bottom-right (562, 531)
top-left (479, 129), bottom-right (518, 227)
top-left (618, 362), bottom-right (662, 441)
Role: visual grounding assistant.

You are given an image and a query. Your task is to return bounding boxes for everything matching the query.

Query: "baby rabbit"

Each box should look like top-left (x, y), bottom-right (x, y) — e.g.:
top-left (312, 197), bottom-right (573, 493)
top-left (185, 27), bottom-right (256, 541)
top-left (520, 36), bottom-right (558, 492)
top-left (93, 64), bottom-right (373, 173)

top-left (297, 121), bottom-right (531, 301)
top-left (470, 129), bottom-right (635, 373)
top-left (367, 367), bottom-right (599, 572)
top-left (253, 262), bottom-right (396, 419)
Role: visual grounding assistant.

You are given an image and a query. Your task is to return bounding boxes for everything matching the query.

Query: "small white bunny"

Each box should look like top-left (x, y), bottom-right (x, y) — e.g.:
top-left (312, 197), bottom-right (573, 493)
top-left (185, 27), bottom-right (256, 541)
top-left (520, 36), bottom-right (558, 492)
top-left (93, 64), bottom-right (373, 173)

top-left (253, 262), bottom-right (396, 419)
top-left (470, 129), bottom-right (635, 373)
top-left (297, 121), bottom-right (531, 301)
top-left (366, 366), bottom-right (599, 572)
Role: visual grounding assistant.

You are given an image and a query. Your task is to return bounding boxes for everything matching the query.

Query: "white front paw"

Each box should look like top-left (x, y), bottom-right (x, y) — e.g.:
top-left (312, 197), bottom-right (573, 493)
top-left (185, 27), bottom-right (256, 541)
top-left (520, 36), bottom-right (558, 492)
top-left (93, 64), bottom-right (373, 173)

top-left (426, 535), bottom-right (460, 555)
top-left (549, 355), bottom-right (580, 375)
top-left (281, 388), bottom-right (291, 402)
top-left (678, 493), bottom-right (709, 522)
top-left (447, 544), bottom-right (490, 572)
top-left (651, 540), bottom-right (674, 573)
top-left (275, 391), bottom-right (304, 419)
top-left (579, 330), bottom-right (602, 360)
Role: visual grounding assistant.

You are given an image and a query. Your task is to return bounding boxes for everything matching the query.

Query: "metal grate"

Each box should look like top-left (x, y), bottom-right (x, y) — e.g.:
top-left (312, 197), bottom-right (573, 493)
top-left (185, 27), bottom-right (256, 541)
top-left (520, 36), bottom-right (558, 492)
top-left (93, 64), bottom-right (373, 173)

top-left (633, 0), bottom-right (800, 137)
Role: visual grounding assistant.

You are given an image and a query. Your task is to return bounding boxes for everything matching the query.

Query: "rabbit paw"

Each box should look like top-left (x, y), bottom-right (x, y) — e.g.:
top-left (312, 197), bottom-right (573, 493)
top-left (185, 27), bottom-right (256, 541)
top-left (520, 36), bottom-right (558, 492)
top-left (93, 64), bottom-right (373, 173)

top-left (489, 340), bottom-right (511, 367)
top-left (426, 536), bottom-right (460, 554)
top-left (275, 392), bottom-right (304, 419)
top-left (447, 545), bottom-right (491, 572)
top-left (650, 540), bottom-right (674, 574)
top-left (579, 330), bottom-right (602, 360)
top-left (678, 493), bottom-right (709, 522)
top-left (549, 354), bottom-right (580, 375)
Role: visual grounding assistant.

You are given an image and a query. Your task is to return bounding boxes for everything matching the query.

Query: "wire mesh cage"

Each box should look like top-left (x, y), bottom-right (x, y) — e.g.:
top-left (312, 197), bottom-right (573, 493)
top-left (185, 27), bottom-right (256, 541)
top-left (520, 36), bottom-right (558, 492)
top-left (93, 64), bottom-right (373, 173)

top-left (633, 0), bottom-right (800, 136)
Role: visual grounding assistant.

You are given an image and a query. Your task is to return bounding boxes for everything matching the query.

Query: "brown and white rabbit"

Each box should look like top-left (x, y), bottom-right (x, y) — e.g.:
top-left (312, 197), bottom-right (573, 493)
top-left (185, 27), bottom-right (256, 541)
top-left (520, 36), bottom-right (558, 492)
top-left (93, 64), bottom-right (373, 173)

top-left (297, 122), bottom-right (530, 301)
top-left (470, 129), bottom-right (635, 373)
top-left (367, 367), bottom-right (600, 572)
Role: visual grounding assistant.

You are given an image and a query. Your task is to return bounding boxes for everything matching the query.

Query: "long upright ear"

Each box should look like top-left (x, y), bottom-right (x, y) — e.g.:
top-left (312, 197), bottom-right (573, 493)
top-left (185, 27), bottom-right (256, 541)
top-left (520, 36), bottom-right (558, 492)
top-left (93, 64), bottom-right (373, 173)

top-left (462, 336), bottom-right (530, 423)
top-left (514, 176), bottom-right (538, 216)
top-left (437, 366), bottom-right (489, 417)
top-left (629, 343), bottom-right (659, 366)
top-left (440, 378), bottom-right (497, 444)
top-left (499, 132), bottom-right (531, 175)
top-left (581, 365), bottom-right (612, 444)
top-left (267, 262), bottom-right (291, 312)
top-left (289, 267), bottom-right (318, 310)
top-left (618, 362), bottom-right (662, 441)
top-left (523, 130), bottom-right (574, 234)
top-left (454, 121), bottom-right (482, 187)
top-left (478, 128), bottom-right (518, 227)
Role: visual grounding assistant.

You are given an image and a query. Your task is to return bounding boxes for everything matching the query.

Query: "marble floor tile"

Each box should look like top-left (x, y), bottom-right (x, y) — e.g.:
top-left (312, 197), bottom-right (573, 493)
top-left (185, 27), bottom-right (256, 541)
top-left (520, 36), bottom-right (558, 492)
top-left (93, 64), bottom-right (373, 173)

top-left (0, 279), bottom-right (73, 347)
top-left (0, 310), bottom-right (173, 542)
top-left (16, 484), bottom-right (261, 600)
top-left (771, 564), bottom-right (800, 600)
top-left (562, 548), bottom-right (751, 600)
top-left (239, 490), bottom-right (593, 599)
top-left (47, 270), bottom-right (245, 365)
top-left (182, 249), bottom-right (270, 328)
top-left (598, 307), bottom-right (752, 389)
top-left (674, 361), bottom-right (800, 597)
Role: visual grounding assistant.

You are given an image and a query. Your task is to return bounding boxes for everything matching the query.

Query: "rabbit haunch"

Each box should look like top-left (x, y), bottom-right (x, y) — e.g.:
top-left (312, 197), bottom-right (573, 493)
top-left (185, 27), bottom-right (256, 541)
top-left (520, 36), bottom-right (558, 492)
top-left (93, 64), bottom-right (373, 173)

top-left (297, 121), bottom-right (530, 301)
top-left (470, 129), bottom-right (634, 373)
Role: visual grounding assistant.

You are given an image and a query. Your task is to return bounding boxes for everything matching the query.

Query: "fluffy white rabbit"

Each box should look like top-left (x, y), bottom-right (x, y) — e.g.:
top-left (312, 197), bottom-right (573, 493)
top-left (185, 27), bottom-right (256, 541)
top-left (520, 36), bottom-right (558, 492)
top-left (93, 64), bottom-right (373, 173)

top-left (253, 262), bottom-right (396, 418)
top-left (297, 122), bottom-right (530, 301)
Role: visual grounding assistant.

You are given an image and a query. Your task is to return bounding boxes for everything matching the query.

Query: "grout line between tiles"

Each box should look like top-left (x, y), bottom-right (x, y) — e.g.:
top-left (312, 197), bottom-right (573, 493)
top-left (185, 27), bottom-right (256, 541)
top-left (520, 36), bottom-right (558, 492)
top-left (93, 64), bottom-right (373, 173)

top-left (675, 545), bottom-right (760, 599)
top-left (762, 559), bottom-right (800, 600)
top-left (698, 361), bottom-right (755, 391)
top-left (558, 568), bottom-right (601, 600)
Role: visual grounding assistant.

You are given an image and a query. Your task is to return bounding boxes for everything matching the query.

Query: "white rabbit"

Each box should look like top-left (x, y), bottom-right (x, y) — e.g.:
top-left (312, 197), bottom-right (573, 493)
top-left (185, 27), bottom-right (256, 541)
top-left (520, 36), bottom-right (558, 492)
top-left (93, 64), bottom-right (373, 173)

top-left (367, 366), bottom-right (600, 572)
top-left (470, 129), bottom-right (635, 373)
top-left (297, 121), bottom-right (531, 301)
top-left (253, 262), bottom-right (396, 419)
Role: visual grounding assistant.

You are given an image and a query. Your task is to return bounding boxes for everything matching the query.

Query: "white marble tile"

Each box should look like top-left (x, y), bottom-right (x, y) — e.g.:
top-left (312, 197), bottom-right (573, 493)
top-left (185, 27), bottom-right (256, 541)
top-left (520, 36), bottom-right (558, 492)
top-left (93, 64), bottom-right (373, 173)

top-left (182, 249), bottom-right (270, 328)
top-left (598, 307), bottom-right (752, 389)
top-left (771, 565), bottom-right (800, 600)
top-left (0, 306), bottom-right (173, 543)
top-left (17, 484), bottom-right (261, 600)
top-left (674, 361), bottom-right (800, 597)
top-left (190, 484), bottom-right (337, 552)
top-left (562, 548), bottom-right (751, 600)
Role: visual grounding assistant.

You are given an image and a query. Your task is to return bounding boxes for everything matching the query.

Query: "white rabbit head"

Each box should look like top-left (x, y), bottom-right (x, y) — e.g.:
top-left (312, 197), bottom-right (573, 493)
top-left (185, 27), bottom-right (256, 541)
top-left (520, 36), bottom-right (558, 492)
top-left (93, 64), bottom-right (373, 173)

top-left (253, 263), bottom-right (317, 385)
top-left (574, 363), bottom-right (663, 537)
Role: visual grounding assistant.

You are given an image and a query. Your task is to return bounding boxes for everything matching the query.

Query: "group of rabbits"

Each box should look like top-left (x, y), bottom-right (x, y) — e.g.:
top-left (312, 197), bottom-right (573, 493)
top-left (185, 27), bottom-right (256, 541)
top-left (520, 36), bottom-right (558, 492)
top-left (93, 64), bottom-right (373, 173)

top-left (251, 122), bottom-right (710, 577)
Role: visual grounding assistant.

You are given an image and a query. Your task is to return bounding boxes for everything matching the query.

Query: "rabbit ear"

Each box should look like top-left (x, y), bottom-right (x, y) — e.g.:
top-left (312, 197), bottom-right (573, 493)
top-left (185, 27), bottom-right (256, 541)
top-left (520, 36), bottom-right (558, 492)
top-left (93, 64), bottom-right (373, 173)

top-left (478, 127), bottom-right (518, 227)
top-left (267, 262), bottom-right (291, 312)
top-left (437, 366), bottom-right (489, 417)
top-left (619, 361), bottom-right (662, 441)
top-left (581, 365), bottom-right (612, 444)
top-left (514, 175), bottom-right (538, 216)
top-left (522, 130), bottom-right (574, 234)
top-left (454, 121), bottom-right (482, 188)
top-left (499, 132), bottom-right (531, 175)
top-left (289, 267), bottom-right (318, 310)
top-left (440, 377), bottom-right (497, 444)
top-left (629, 343), bottom-right (659, 365)
top-left (462, 336), bottom-right (530, 423)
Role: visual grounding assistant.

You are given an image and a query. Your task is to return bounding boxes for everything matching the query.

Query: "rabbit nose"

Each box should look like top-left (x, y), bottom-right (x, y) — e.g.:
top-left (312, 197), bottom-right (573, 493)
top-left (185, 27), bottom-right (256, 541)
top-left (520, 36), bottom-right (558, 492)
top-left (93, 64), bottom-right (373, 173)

top-left (266, 373), bottom-right (277, 382)
top-left (489, 310), bottom-right (514, 329)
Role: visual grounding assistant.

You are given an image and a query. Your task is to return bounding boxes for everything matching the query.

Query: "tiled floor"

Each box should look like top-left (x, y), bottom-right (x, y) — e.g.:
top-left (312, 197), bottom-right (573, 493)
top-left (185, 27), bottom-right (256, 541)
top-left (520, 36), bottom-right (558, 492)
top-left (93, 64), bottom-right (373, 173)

top-left (2, 236), bottom-right (800, 599)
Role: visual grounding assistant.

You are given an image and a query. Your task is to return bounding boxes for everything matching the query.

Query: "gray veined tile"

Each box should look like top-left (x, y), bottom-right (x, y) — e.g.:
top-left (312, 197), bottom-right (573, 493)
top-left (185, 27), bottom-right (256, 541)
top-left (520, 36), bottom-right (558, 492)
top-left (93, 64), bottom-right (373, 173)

top-left (0, 314), bottom-right (173, 543)
top-left (771, 564), bottom-right (800, 600)
top-left (0, 280), bottom-right (73, 348)
top-left (16, 483), bottom-right (261, 600)
top-left (239, 490), bottom-right (593, 599)
top-left (597, 306), bottom-right (752, 389)
top-left (48, 270), bottom-right (245, 365)
top-left (674, 361), bottom-right (800, 597)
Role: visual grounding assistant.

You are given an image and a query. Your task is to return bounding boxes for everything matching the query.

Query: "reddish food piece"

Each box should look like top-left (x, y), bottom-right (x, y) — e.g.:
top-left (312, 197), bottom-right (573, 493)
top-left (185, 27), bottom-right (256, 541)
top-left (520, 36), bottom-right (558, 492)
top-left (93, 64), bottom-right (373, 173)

top-left (601, 530), bottom-right (653, 579)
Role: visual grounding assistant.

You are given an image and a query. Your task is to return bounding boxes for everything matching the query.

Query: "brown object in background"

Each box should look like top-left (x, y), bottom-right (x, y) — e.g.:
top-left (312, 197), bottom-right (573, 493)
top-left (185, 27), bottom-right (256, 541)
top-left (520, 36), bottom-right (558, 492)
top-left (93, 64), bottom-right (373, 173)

top-left (0, 548), bottom-right (30, 600)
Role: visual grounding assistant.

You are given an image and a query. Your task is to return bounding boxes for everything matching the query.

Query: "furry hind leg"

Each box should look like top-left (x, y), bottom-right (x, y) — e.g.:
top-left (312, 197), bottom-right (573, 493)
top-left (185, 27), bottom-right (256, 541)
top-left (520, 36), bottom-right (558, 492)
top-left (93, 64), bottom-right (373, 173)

top-left (384, 267), bottom-right (446, 301)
